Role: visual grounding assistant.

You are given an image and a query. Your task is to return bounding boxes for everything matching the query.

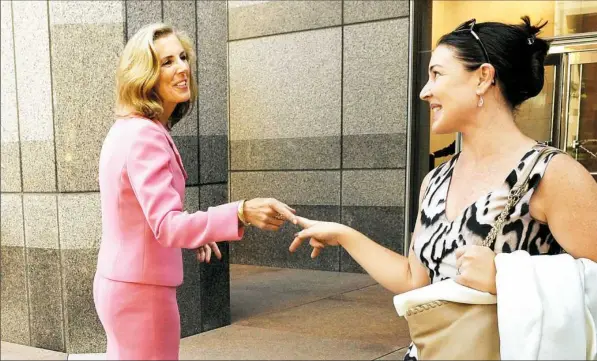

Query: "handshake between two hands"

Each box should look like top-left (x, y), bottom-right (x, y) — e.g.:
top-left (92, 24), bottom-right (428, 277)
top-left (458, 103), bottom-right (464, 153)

top-left (195, 197), bottom-right (349, 263)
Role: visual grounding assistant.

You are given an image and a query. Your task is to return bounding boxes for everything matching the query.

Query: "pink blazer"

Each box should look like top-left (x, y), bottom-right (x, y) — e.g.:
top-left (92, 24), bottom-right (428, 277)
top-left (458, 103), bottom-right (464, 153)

top-left (97, 117), bottom-right (243, 287)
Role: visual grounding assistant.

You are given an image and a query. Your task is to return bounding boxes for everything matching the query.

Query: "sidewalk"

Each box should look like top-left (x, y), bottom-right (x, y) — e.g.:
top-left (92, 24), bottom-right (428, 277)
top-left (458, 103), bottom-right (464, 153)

top-left (1, 265), bottom-right (410, 360)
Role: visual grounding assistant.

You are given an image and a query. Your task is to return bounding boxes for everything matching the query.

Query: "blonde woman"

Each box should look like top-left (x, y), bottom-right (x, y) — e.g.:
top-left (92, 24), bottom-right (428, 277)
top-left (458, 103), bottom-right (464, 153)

top-left (94, 23), bottom-right (294, 360)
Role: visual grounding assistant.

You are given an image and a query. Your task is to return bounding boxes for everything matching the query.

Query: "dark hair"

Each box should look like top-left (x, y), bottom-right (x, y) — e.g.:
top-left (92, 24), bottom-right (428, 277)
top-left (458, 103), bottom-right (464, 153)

top-left (438, 16), bottom-right (550, 110)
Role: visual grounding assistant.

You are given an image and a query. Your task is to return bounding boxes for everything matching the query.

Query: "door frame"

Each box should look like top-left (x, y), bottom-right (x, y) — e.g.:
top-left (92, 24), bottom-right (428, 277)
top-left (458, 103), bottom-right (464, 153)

top-left (545, 34), bottom-right (597, 156)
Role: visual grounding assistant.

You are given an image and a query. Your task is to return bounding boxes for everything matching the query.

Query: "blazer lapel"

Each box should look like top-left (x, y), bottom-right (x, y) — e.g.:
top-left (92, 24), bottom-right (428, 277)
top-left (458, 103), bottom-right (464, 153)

top-left (155, 122), bottom-right (188, 180)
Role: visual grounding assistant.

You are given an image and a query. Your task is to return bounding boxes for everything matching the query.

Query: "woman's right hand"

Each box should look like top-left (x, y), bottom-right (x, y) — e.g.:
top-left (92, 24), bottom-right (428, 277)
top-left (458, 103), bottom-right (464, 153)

top-left (242, 198), bottom-right (296, 231)
top-left (289, 216), bottom-right (353, 258)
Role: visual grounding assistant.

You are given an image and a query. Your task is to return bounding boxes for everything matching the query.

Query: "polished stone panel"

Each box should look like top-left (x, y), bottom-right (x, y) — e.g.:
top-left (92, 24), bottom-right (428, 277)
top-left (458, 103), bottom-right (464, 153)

top-left (343, 133), bottom-right (406, 169)
top-left (23, 195), bottom-right (58, 249)
top-left (230, 205), bottom-right (340, 271)
top-left (344, 0), bottom-right (409, 24)
top-left (1, 197), bottom-right (27, 343)
top-left (172, 135), bottom-right (199, 186)
top-left (228, 1), bottom-right (341, 40)
top-left (23, 195), bottom-right (63, 350)
top-left (49, 3), bottom-right (124, 191)
top-left (198, 182), bottom-right (231, 332)
top-left (185, 186), bottom-right (200, 213)
top-left (57, 193), bottom-right (101, 250)
top-left (1, 194), bottom-right (24, 247)
top-left (56, 193), bottom-right (103, 351)
top-left (341, 206), bottom-right (405, 273)
top-left (200, 183), bottom-right (228, 210)
top-left (199, 135), bottom-right (228, 184)
top-left (230, 171), bottom-right (340, 206)
top-left (0, 196), bottom-right (26, 344)
top-left (343, 19), bottom-right (409, 167)
top-left (230, 136), bottom-right (340, 170)
top-left (180, 185), bottom-right (231, 335)
top-left (61, 248), bottom-right (104, 353)
top-left (1, 1), bottom-right (21, 193)
top-left (20, 141), bottom-right (56, 192)
top-left (0, 143), bottom-right (21, 192)
top-left (197, 1), bottom-right (228, 186)
top-left (179, 186), bottom-right (202, 336)
top-left (27, 247), bottom-right (65, 351)
top-left (199, 240), bottom-right (230, 332)
top-left (164, 1), bottom-right (195, 41)
top-left (125, 0), bottom-right (161, 40)
top-left (197, 1), bottom-right (227, 136)
top-left (229, 28), bottom-right (341, 142)
top-left (12, 1), bottom-right (56, 192)
top-left (179, 248), bottom-right (203, 338)
top-left (166, 0), bottom-right (199, 148)
top-left (50, 1), bottom-right (123, 25)
top-left (342, 169), bottom-right (405, 207)
top-left (0, 246), bottom-right (30, 345)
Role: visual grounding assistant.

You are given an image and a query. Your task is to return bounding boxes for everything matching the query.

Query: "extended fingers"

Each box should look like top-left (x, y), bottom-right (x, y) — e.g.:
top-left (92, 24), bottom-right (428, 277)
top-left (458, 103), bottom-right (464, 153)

top-left (196, 247), bottom-right (205, 262)
top-left (309, 238), bottom-right (325, 259)
top-left (205, 245), bottom-right (212, 263)
top-left (311, 247), bottom-right (321, 259)
top-left (293, 216), bottom-right (315, 229)
top-left (289, 228), bottom-right (314, 252)
top-left (209, 242), bottom-right (222, 260)
top-left (270, 200), bottom-right (296, 221)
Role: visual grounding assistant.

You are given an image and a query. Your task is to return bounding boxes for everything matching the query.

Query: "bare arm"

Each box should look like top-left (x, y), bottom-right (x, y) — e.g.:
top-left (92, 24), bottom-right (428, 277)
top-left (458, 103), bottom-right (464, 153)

top-left (533, 154), bottom-right (597, 261)
top-left (340, 173), bottom-right (431, 294)
top-left (292, 173), bottom-right (433, 294)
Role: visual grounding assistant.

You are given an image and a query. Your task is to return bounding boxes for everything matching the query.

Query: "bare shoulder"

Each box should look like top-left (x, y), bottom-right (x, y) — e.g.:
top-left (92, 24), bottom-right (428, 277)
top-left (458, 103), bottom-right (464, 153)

top-left (539, 152), bottom-right (597, 197)
top-left (535, 152), bottom-right (597, 260)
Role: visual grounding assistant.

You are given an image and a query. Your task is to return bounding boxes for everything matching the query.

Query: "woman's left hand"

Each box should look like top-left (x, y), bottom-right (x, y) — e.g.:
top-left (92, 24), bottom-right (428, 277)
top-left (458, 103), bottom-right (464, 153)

top-left (455, 245), bottom-right (497, 295)
top-left (195, 242), bottom-right (222, 263)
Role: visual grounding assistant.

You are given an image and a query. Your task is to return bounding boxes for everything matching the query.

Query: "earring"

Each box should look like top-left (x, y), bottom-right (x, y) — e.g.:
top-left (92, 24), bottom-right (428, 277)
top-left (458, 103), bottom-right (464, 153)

top-left (478, 95), bottom-right (484, 107)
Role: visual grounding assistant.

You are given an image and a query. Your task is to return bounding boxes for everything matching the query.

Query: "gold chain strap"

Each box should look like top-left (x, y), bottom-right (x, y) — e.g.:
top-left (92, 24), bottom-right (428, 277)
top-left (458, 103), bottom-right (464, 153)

top-left (481, 183), bottom-right (528, 247)
top-left (480, 147), bottom-right (553, 248)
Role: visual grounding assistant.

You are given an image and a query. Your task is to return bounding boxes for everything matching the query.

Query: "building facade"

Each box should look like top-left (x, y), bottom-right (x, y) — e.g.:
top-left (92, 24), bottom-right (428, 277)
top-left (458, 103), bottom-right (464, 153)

top-left (1, 0), bottom-right (595, 353)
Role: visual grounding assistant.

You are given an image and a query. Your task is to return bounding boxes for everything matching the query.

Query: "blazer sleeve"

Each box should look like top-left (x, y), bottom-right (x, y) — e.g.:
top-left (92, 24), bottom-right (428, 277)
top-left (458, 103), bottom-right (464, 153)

top-left (126, 124), bottom-right (243, 248)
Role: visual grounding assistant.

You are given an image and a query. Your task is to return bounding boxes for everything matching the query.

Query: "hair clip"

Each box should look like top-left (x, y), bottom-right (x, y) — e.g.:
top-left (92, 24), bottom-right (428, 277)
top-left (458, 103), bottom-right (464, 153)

top-left (527, 35), bottom-right (536, 45)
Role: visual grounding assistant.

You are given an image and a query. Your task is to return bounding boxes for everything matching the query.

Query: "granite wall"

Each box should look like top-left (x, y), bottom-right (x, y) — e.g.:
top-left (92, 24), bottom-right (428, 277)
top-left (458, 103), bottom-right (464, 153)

top-left (227, 0), bottom-right (410, 272)
top-left (1, 0), bottom-right (416, 353)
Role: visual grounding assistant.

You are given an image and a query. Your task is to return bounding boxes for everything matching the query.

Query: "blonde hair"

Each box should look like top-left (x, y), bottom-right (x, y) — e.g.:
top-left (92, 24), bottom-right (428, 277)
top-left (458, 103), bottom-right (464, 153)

top-left (115, 23), bottom-right (197, 128)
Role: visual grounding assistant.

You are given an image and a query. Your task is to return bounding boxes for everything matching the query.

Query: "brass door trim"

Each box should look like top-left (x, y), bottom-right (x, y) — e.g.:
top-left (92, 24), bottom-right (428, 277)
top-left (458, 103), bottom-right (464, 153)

top-left (547, 32), bottom-right (597, 52)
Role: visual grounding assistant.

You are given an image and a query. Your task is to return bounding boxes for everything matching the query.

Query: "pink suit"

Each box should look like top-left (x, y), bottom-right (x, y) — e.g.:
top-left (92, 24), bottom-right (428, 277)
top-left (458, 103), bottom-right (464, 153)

top-left (94, 117), bottom-right (242, 359)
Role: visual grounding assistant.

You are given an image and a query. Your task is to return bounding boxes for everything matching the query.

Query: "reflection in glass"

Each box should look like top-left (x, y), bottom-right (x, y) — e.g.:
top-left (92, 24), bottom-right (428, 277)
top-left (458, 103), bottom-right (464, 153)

top-left (566, 60), bottom-right (597, 181)
top-left (555, 0), bottom-right (597, 36)
top-left (517, 66), bottom-right (555, 143)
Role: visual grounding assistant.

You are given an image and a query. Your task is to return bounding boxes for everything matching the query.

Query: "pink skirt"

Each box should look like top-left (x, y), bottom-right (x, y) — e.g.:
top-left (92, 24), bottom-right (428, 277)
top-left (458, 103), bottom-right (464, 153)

top-left (93, 273), bottom-right (180, 360)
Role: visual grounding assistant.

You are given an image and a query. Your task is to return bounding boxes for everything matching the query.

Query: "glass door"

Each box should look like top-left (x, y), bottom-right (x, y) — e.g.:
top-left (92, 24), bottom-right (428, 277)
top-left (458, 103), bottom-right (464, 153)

top-left (523, 36), bottom-right (597, 182)
top-left (562, 50), bottom-right (597, 181)
top-left (516, 58), bottom-right (558, 145)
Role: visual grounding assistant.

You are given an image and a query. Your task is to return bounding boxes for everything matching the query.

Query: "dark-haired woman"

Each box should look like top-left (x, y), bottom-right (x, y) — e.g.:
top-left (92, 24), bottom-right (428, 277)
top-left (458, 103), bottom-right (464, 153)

top-left (287, 17), bottom-right (597, 360)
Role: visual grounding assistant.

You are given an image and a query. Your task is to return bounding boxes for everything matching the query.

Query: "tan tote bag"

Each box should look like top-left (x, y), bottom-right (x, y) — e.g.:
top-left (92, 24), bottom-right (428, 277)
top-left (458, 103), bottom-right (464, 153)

top-left (404, 147), bottom-right (555, 360)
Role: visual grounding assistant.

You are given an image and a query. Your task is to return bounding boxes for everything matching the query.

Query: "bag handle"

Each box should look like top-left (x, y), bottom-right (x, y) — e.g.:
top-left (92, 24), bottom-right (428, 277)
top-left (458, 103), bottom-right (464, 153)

top-left (481, 146), bottom-right (555, 247)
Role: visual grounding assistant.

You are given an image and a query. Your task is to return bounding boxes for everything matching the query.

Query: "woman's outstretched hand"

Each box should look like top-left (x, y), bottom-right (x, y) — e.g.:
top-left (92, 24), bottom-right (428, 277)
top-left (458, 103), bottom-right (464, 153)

top-left (243, 198), bottom-right (296, 231)
top-left (289, 216), bottom-right (352, 258)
